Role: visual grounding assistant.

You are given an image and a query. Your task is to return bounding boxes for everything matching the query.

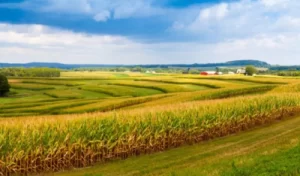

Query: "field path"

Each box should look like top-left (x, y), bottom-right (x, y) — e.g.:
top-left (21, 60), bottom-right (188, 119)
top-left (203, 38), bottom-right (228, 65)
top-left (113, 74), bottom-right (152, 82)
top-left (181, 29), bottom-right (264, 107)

top-left (52, 115), bottom-right (300, 176)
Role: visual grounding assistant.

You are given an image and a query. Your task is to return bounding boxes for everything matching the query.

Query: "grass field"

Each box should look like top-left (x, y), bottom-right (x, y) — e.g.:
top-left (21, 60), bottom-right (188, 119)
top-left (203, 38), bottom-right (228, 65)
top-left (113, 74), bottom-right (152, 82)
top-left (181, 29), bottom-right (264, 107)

top-left (0, 71), bottom-right (300, 176)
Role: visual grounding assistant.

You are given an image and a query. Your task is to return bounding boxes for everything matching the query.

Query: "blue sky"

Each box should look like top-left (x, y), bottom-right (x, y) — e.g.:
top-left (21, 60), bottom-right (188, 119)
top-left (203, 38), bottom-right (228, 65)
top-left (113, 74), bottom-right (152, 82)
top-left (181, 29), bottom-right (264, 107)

top-left (0, 0), bottom-right (300, 64)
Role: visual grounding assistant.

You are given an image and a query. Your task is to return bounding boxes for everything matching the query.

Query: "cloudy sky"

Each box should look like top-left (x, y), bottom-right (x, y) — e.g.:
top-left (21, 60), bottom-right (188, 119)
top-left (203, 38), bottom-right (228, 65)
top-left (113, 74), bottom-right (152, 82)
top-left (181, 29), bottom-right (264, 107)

top-left (0, 0), bottom-right (299, 65)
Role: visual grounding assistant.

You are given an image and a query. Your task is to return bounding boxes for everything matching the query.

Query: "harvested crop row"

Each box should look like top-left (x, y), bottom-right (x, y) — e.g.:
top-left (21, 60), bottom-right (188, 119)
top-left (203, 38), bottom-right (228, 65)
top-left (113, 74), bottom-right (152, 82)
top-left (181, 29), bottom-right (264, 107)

top-left (0, 94), bottom-right (300, 175)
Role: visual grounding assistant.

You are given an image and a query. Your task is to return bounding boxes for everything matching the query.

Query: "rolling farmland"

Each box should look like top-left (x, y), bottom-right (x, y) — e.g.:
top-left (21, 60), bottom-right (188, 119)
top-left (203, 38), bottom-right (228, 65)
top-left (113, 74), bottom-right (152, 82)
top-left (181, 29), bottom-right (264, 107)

top-left (0, 71), bottom-right (300, 175)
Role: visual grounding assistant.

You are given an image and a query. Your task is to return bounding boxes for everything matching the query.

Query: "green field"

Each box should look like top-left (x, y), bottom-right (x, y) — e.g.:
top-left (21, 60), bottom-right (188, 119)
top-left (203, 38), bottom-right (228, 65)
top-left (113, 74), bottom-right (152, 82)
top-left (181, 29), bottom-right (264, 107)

top-left (0, 71), bottom-right (300, 176)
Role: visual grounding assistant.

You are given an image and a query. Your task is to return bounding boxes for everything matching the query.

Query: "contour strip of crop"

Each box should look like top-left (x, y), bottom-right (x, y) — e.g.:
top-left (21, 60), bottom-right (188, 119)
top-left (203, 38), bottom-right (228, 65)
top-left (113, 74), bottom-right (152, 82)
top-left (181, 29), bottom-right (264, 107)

top-left (61, 94), bottom-right (169, 114)
top-left (194, 85), bottom-right (277, 100)
top-left (22, 80), bottom-right (82, 87)
top-left (108, 82), bottom-right (194, 93)
top-left (82, 85), bottom-right (163, 97)
top-left (133, 79), bottom-right (222, 89)
top-left (43, 90), bottom-right (84, 99)
top-left (178, 76), bottom-right (287, 85)
top-left (107, 82), bottom-right (169, 93)
top-left (10, 83), bottom-right (55, 90)
top-left (0, 99), bottom-right (99, 115)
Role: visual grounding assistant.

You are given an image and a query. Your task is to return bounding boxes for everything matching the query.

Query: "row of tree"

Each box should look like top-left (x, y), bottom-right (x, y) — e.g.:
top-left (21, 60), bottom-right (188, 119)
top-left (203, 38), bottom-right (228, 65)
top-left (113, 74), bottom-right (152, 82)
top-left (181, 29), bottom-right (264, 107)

top-left (278, 71), bottom-right (300, 77)
top-left (0, 68), bottom-right (60, 77)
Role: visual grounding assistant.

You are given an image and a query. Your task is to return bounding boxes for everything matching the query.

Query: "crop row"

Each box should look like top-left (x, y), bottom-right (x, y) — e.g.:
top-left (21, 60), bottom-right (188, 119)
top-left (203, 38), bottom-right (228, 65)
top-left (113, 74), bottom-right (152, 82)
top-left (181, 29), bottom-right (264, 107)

top-left (10, 83), bottom-right (55, 90)
top-left (179, 76), bottom-right (288, 85)
top-left (133, 78), bottom-right (222, 88)
top-left (81, 85), bottom-right (163, 97)
top-left (194, 85), bottom-right (277, 100)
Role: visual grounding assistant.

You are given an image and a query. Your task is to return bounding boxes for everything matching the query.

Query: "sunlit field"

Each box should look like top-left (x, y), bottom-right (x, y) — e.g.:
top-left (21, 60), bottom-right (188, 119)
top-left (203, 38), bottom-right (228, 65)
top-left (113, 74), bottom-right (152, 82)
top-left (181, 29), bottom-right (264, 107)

top-left (1, 71), bottom-right (300, 175)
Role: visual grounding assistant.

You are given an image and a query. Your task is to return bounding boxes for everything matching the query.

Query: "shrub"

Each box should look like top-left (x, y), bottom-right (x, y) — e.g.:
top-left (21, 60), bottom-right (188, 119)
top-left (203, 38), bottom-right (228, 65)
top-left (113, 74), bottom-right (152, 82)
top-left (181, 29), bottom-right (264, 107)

top-left (0, 74), bottom-right (10, 96)
top-left (245, 65), bottom-right (258, 76)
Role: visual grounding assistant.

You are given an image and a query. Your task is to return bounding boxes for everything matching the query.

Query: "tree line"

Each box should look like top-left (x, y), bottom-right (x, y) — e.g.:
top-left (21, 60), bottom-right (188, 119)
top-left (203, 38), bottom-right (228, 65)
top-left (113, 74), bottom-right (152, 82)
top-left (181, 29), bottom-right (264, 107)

top-left (0, 68), bottom-right (60, 77)
top-left (277, 71), bottom-right (300, 77)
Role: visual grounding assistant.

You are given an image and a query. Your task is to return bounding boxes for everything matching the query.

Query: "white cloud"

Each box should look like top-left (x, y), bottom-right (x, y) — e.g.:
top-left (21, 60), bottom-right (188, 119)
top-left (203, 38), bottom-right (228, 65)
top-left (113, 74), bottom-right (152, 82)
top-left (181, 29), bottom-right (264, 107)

top-left (93, 10), bottom-right (110, 22)
top-left (261, 0), bottom-right (289, 7)
top-left (2, 0), bottom-right (300, 65)
top-left (0, 23), bottom-right (128, 46)
top-left (1, 23), bottom-right (300, 65)
top-left (199, 3), bottom-right (229, 20)
top-left (42, 0), bottom-right (92, 14)
top-left (172, 0), bottom-right (300, 41)
top-left (1, 0), bottom-right (162, 22)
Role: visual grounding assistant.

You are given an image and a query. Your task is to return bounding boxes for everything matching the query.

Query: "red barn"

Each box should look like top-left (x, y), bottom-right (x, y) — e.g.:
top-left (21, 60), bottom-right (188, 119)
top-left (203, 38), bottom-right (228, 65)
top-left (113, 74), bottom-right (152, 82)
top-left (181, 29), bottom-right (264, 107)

top-left (200, 71), bottom-right (217, 75)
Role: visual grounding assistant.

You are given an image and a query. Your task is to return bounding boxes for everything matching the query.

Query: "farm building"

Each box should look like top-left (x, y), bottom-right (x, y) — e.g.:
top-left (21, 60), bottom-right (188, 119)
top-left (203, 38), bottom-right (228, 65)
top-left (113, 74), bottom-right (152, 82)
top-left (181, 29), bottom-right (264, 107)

top-left (236, 68), bottom-right (246, 74)
top-left (146, 70), bottom-right (156, 74)
top-left (200, 71), bottom-right (217, 75)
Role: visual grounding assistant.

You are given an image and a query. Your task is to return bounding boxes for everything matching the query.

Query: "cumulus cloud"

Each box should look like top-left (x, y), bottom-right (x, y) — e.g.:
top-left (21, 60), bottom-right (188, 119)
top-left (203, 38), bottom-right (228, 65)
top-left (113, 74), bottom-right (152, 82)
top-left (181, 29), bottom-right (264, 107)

top-left (172, 0), bottom-right (300, 42)
top-left (1, 0), bottom-right (163, 22)
top-left (1, 1), bottom-right (300, 64)
top-left (199, 3), bottom-right (229, 20)
top-left (261, 0), bottom-right (289, 7)
top-left (1, 23), bottom-right (300, 65)
top-left (0, 23), bottom-right (129, 46)
top-left (93, 10), bottom-right (110, 22)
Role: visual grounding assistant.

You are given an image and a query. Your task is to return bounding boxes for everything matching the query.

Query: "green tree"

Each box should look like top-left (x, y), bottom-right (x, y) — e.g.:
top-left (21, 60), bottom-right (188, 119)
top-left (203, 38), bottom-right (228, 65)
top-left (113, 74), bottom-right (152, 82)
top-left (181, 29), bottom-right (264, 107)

top-left (245, 65), bottom-right (258, 76)
top-left (0, 74), bottom-right (10, 96)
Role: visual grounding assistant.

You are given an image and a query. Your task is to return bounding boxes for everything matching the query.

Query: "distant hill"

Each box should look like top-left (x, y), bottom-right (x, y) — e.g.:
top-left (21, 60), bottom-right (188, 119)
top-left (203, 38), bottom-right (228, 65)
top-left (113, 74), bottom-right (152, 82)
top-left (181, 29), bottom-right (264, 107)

top-left (0, 60), bottom-right (271, 69)
top-left (224, 60), bottom-right (270, 67)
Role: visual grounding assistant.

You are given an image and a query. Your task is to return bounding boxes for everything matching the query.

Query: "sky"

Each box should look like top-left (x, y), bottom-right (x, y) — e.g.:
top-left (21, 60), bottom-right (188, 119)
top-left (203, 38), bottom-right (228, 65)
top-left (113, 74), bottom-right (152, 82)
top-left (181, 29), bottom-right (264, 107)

top-left (0, 0), bottom-right (299, 65)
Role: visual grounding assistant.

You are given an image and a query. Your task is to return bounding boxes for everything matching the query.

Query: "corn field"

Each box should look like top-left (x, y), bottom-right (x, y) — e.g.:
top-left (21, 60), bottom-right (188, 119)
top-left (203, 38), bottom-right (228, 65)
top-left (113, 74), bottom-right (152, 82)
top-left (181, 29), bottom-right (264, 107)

top-left (1, 93), bottom-right (300, 175)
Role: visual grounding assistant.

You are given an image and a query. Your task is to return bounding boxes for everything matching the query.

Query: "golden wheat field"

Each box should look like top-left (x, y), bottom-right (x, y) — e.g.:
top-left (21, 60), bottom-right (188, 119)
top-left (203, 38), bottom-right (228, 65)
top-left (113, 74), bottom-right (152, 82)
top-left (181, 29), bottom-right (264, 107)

top-left (1, 72), bottom-right (300, 175)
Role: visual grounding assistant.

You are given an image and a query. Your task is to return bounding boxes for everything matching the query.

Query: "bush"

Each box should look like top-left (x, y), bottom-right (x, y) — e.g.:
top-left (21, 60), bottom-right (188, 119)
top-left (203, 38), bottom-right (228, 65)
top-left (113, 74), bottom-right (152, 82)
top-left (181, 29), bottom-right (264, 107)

top-left (0, 74), bottom-right (10, 96)
top-left (245, 65), bottom-right (257, 76)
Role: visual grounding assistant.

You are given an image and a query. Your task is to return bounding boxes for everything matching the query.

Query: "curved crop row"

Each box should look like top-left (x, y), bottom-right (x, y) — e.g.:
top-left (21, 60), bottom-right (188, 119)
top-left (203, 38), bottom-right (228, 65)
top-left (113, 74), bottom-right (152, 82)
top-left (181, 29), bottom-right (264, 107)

top-left (180, 76), bottom-right (287, 85)
top-left (133, 79), bottom-right (222, 89)
top-left (10, 83), bottom-right (55, 90)
top-left (194, 85), bottom-right (276, 100)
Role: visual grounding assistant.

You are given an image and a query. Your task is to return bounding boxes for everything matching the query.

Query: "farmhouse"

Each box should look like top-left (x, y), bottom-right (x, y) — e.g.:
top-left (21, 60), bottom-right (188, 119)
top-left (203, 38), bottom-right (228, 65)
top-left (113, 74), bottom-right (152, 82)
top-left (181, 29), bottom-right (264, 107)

top-left (200, 71), bottom-right (217, 75)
